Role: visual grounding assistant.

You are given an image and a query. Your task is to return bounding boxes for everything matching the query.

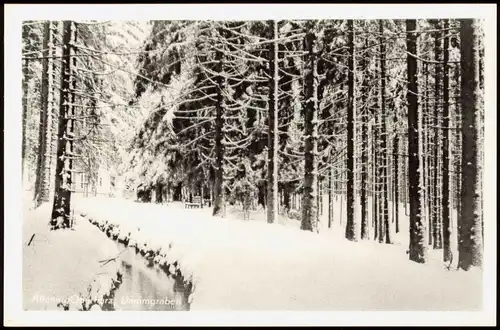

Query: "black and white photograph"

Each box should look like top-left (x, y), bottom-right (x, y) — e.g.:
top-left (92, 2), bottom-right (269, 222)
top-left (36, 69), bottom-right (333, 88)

top-left (3, 3), bottom-right (496, 327)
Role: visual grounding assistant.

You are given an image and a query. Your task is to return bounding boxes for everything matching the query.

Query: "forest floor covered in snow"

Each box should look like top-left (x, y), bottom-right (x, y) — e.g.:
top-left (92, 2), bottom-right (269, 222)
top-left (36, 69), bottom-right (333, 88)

top-left (22, 193), bottom-right (123, 311)
top-left (70, 195), bottom-right (483, 311)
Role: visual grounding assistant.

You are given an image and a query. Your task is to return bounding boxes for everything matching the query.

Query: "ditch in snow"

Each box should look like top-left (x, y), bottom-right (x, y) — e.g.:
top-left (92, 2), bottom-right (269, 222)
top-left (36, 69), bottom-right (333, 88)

top-left (104, 242), bottom-right (190, 311)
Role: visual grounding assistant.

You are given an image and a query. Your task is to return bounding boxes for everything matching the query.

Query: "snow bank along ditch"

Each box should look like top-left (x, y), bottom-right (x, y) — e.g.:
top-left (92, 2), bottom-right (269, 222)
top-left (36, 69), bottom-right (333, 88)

top-left (23, 204), bottom-right (123, 311)
top-left (72, 197), bottom-right (483, 311)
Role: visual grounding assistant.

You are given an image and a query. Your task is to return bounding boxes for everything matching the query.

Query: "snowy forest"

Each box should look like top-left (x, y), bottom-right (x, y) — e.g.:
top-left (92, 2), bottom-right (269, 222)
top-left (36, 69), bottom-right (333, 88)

top-left (21, 18), bottom-right (485, 312)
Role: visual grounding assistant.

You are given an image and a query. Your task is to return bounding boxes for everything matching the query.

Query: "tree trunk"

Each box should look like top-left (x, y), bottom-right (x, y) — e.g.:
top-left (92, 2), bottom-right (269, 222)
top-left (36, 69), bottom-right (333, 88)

top-left (442, 19), bottom-right (452, 263)
top-left (375, 103), bottom-right (383, 244)
top-left (49, 22), bottom-right (60, 197)
top-left (393, 125), bottom-right (400, 234)
top-left (328, 166), bottom-right (334, 229)
top-left (145, 186), bottom-right (152, 203)
top-left (301, 25), bottom-right (319, 233)
top-left (360, 35), bottom-right (369, 239)
top-left (404, 153), bottom-right (410, 217)
top-left (406, 19), bottom-right (427, 263)
top-left (155, 182), bottom-right (163, 204)
top-left (209, 182), bottom-right (213, 206)
top-left (34, 21), bottom-right (53, 207)
top-left (163, 183), bottom-right (169, 203)
top-left (372, 121), bottom-right (379, 241)
top-left (432, 22), bottom-right (443, 249)
top-left (379, 20), bottom-right (391, 244)
top-left (200, 185), bottom-right (204, 208)
top-left (283, 183), bottom-right (291, 211)
top-left (318, 179), bottom-right (323, 217)
top-left (478, 31), bottom-right (485, 247)
top-left (458, 19), bottom-right (483, 270)
top-left (258, 183), bottom-right (266, 209)
top-left (267, 20), bottom-right (279, 224)
top-left (68, 24), bottom-right (78, 201)
top-left (21, 24), bottom-right (31, 184)
top-left (50, 21), bottom-right (74, 230)
top-left (455, 56), bottom-right (462, 245)
top-left (173, 183), bottom-right (182, 201)
top-left (345, 19), bottom-right (357, 241)
top-left (423, 62), bottom-right (432, 246)
top-left (213, 49), bottom-right (225, 217)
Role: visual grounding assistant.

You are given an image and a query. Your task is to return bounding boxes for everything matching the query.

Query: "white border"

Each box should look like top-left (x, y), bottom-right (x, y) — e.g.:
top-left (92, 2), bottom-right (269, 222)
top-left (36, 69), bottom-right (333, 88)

top-left (4, 3), bottom-right (496, 326)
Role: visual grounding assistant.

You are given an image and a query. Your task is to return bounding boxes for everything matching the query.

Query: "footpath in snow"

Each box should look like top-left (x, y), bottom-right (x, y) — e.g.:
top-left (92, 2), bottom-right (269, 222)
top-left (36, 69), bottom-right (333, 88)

top-left (73, 196), bottom-right (483, 311)
top-left (23, 198), bottom-right (123, 311)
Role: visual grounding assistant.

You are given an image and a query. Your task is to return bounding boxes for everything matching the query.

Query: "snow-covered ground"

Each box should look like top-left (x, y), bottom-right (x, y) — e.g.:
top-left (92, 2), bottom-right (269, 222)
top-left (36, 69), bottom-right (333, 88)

top-left (23, 194), bottom-right (123, 311)
top-left (72, 195), bottom-right (482, 311)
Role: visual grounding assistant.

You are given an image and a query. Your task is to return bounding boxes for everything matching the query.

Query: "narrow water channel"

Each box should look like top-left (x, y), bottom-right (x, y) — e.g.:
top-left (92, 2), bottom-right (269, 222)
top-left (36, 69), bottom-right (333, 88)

top-left (110, 244), bottom-right (190, 311)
